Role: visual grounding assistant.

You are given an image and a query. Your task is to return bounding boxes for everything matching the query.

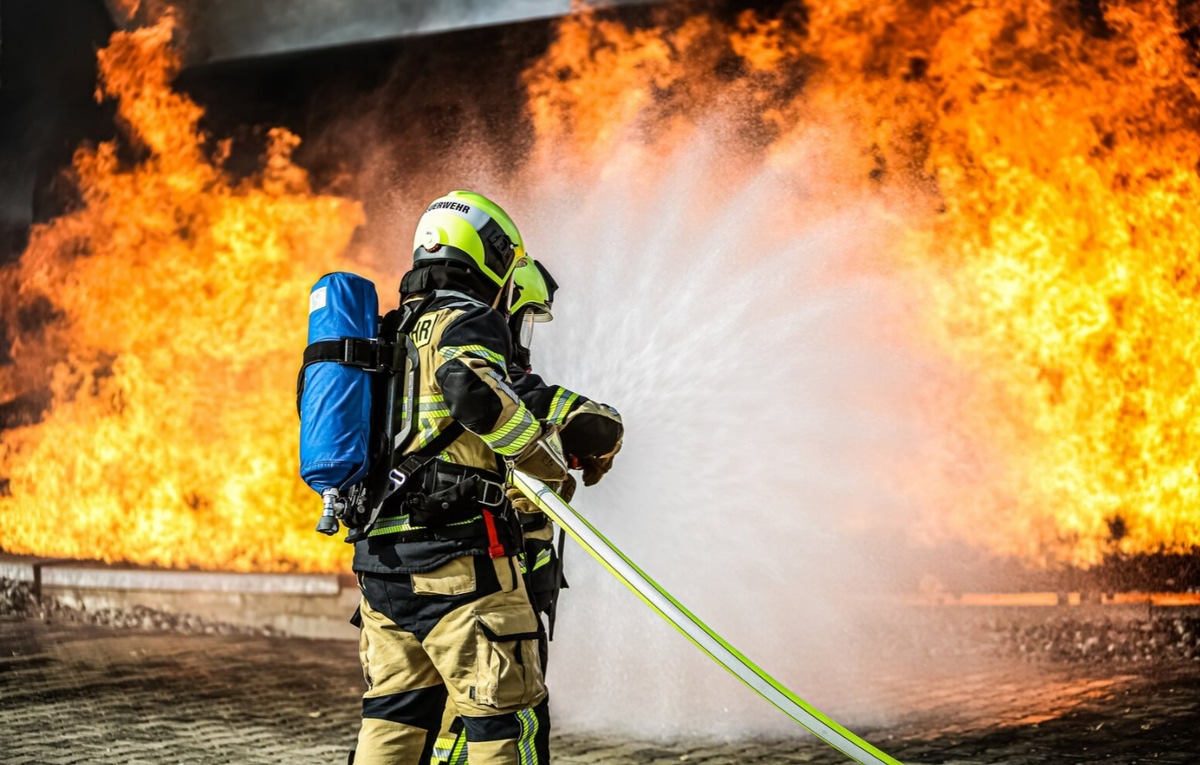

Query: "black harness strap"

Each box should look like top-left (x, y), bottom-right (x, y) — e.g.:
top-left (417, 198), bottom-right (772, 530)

top-left (306, 337), bottom-right (383, 368)
top-left (548, 526), bottom-right (567, 641)
top-left (359, 292), bottom-right (464, 535)
top-left (296, 337), bottom-right (390, 415)
top-left (357, 421), bottom-right (466, 537)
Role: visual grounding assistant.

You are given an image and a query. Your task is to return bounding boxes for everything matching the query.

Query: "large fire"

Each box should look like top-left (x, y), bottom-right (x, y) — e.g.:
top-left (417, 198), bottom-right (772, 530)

top-left (2, 2), bottom-right (1199, 571)
top-left (0, 15), bottom-right (365, 571)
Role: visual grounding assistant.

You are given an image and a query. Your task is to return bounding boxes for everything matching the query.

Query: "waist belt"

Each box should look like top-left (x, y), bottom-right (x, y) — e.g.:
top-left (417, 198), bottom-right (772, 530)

top-left (416, 460), bottom-right (507, 510)
top-left (366, 460), bottom-right (509, 540)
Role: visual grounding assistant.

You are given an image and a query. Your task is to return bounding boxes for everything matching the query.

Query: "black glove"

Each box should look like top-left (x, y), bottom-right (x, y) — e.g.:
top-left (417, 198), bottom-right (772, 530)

top-left (577, 455), bottom-right (614, 487)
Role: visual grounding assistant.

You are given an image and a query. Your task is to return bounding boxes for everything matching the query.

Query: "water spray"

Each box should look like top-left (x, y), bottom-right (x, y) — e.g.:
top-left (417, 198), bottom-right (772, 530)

top-left (513, 471), bottom-right (904, 765)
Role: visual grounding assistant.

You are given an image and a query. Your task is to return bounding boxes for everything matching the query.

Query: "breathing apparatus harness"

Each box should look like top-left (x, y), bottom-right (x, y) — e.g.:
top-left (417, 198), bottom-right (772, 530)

top-left (300, 290), bottom-right (514, 546)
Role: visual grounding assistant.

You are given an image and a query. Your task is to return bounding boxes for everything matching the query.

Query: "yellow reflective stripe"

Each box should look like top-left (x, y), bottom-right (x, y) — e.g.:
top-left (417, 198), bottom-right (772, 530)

top-left (415, 422), bottom-right (441, 449)
top-left (367, 512), bottom-right (483, 538)
top-left (481, 402), bottom-right (539, 456)
top-left (519, 548), bottom-right (553, 577)
top-left (547, 388), bottom-right (579, 424)
top-left (417, 394), bottom-right (449, 419)
top-left (442, 344), bottom-right (505, 367)
top-left (516, 707), bottom-right (539, 765)
top-left (368, 515), bottom-right (419, 537)
top-left (403, 396), bottom-right (449, 434)
top-left (448, 731), bottom-right (468, 765)
top-left (411, 394), bottom-right (451, 446)
top-left (431, 736), bottom-right (456, 765)
top-left (506, 420), bottom-right (540, 455)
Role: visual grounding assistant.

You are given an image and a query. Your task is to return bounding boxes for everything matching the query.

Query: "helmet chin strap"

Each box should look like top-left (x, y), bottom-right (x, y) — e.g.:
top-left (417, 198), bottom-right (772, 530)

top-left (493, 256), bottom-right (524, 312)
top-left (491, 278), bottom-right (511, 311)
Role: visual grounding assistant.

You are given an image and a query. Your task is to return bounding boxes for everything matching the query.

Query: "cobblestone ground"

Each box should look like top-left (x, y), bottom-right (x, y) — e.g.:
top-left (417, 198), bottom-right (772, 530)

top-left (3, 616), bottom-right (1198, 764)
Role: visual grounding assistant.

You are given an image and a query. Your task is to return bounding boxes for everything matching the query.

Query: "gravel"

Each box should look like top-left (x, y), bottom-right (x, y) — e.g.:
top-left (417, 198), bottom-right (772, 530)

top-left (0, 577), bottom-right (279, 636)
top-left (993, 614), bottom-right (1200, 664)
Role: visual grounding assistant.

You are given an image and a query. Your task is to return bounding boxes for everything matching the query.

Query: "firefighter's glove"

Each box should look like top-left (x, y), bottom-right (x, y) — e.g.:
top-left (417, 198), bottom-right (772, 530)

top-left (559, 401), bottom-right (623, 487)
top-left (506, 485), bottom-right (538, 515)
top-left (513, 426), bottom-right (569, 483)
top-left (577, 454), bottom-right (615, 487)
top-left (556, 472), bottom-right (577, 503)
top-left (560, 401), bottom-right (622, 465)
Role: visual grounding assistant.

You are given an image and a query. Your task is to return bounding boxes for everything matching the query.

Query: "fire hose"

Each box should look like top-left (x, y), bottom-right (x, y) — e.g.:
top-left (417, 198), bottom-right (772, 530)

top-left (511, 470), bottom-right (904, 765)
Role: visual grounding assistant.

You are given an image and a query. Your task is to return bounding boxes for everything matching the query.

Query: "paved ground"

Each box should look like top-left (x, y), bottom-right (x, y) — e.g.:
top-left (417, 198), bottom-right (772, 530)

top-left (2, 616), bottom-right (1199, 764)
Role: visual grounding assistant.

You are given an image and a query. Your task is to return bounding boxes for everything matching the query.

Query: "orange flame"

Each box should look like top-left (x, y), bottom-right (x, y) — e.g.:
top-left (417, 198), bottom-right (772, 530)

top-left (0, 14), bottom-right (365, 572)
top-left (524, 2), bottom-right (1200, 566)
top-left (893, 1), bottom-right (1200, 564)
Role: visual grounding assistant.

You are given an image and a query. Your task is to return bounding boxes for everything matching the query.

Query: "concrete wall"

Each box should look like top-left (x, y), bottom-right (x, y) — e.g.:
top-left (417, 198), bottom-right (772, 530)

top-left (109, 0), bottom-right (654, 65)
top-left (2, 556), bottom-right (359, 640)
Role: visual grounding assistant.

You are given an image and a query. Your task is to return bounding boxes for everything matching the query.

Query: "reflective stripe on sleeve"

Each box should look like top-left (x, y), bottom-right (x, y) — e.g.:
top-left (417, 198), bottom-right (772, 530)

top-left (480, 402), bottom-right (539, 456)
top-left (547, 388), bottom-right (579, 424)
top-left (442, 344), bottom-right (505, 367)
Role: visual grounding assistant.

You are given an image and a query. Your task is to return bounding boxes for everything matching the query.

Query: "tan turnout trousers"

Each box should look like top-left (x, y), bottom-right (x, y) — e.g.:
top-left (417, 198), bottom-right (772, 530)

top-left (355, 554), bottom-right (549, 765)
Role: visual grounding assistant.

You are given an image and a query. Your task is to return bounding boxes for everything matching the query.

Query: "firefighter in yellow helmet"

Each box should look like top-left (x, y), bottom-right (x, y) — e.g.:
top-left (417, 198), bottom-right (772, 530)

top-left (428, 255), bottom-right (624, 765)
top-left (351, 191), bottom-right (569, 765)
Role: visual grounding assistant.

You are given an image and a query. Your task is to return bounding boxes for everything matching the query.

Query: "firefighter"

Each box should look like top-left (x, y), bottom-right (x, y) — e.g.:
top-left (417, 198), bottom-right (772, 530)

top-left (352, 191), bottom-right (568, 765)
top-left (429, 256), bottom-right (624, 765)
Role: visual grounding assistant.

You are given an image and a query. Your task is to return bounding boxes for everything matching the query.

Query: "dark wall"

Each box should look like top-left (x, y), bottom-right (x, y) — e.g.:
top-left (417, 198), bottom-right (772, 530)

top-left (174, 18), bottom-right (555, 260)
top-left (0, 0), bottom-right (116, 262)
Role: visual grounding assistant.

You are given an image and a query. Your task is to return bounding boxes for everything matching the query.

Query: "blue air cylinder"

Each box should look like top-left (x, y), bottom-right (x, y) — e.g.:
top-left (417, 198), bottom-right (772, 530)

top-left (299, 272), bottom-right (379, 494)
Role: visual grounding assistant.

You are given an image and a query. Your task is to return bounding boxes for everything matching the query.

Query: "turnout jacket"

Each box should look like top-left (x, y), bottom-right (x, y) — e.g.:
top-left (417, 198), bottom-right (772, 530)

top-left (353, 289), bottom-right (549, 575)
top-left (513, 366), bottom-right (622, 467)
top-left (510, 368), bottom-right (587, 426)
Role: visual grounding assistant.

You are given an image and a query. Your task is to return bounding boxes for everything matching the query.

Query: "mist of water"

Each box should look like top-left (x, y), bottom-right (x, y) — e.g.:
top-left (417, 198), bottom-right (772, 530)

top-left (468, 131), bottom-right (960, 739)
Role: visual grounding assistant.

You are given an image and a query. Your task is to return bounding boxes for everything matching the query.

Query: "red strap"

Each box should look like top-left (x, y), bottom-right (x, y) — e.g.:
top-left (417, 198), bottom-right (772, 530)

top-left (481, 510), bottom-right (506, 559)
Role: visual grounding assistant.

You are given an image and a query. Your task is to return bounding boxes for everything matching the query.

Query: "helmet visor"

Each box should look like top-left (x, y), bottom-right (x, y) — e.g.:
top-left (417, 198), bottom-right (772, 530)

top-left (518, 306), bottom-right (552, 349)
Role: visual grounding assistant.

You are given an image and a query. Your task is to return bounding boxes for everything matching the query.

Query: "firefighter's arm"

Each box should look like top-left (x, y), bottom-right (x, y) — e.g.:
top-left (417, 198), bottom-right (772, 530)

top-left (509, 365), bottom-right (624, 486)
top-left (435, 308), bottom-right (568, 482)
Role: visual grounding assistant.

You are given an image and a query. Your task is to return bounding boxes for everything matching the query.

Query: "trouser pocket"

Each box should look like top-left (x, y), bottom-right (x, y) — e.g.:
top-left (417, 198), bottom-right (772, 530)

top-left (472, 603), bottom-right (544, 709)
top-left (411, 556), bottom-right (478, 596)
top-left (523, 537), bottom-right (564, 616)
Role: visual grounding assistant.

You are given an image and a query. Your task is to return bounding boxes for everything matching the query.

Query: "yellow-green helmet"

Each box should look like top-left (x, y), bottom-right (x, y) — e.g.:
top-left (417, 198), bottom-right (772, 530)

top-left (412, 190), bottom-right (525, 290)
top-left (510, 256), bottom-right (559, 319)
top-left (508, 256), bottom-right (559, 370)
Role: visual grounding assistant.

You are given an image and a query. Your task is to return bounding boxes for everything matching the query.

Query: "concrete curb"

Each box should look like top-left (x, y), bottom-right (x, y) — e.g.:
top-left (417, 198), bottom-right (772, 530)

top-left (0, 554), bottom-right (346, 594)
top-left (0, 554), bottom-right (358, 640)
